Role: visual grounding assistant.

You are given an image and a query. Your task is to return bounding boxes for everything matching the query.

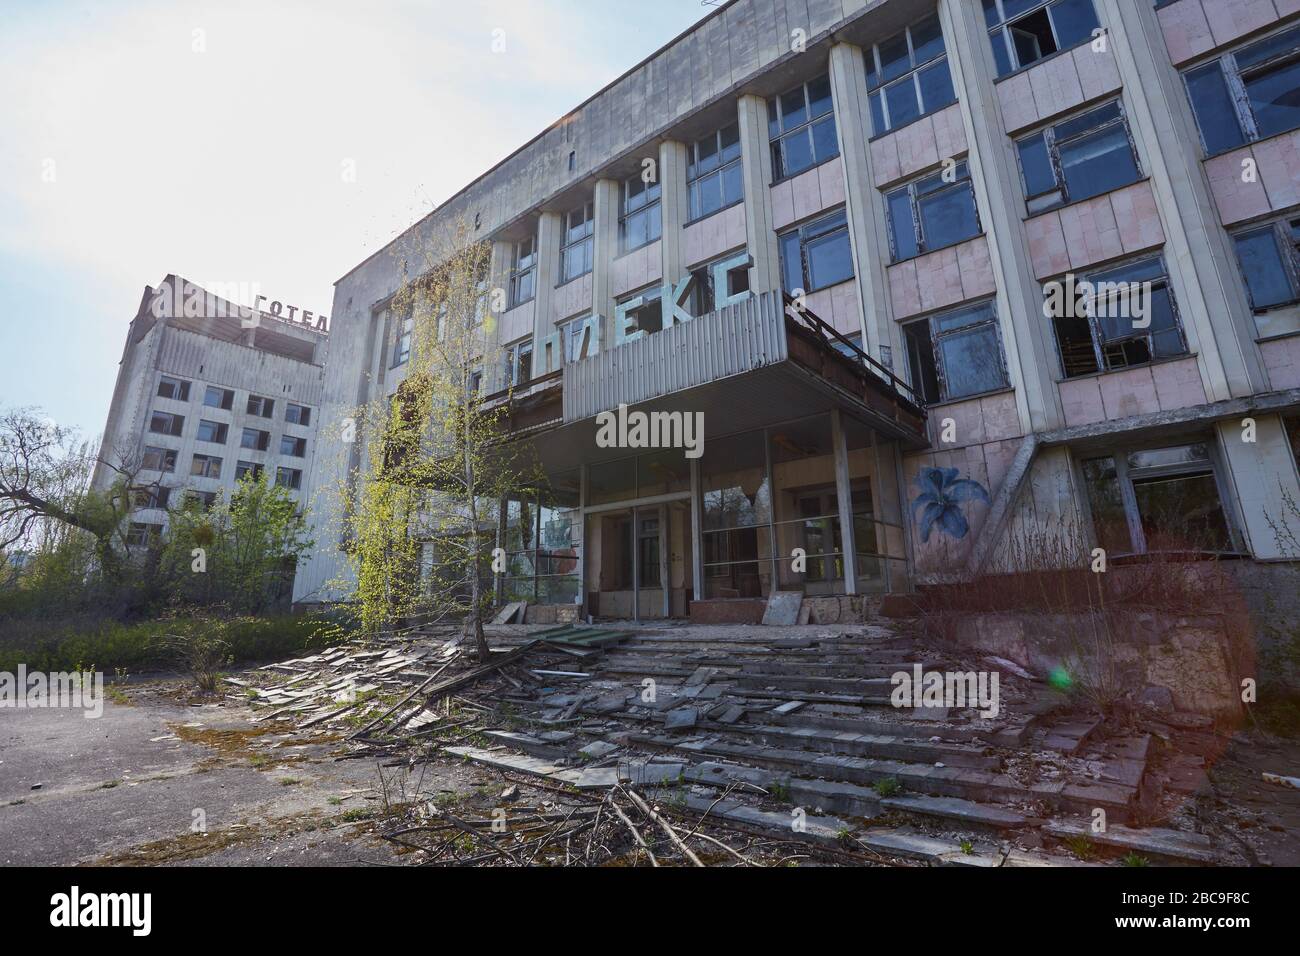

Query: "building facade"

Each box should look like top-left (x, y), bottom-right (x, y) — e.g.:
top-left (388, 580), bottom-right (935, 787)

top-left (93, 275), bottom-right (328, 546)
top-left (294, 0), bottom-right (1300, 618)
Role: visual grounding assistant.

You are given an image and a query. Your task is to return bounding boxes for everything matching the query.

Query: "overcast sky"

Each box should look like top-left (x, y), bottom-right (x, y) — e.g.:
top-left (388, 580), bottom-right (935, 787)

top-left (0, 0), bottom-right (711, 435)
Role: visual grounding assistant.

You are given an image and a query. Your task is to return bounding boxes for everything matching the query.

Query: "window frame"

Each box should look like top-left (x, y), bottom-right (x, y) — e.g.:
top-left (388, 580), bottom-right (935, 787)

top-left (149, 411), bottom-right (184, 437)
top-left (190, 453), bottom-right (223, 479)
top-left (686, 123), bottom-right (744, 223)
top-left (1078, 440), bottom-right (1241, 557)
top-left (618, 173), bottom-right (662, 254)
top-left (142, 445), bottom-right (177, 473)
top-left (1047, 254), bottom-right (1188, 379)
top-left (509, 235), bottom-right (538, 308)
top-left (984, 0), bottom-right (1101, 78)
top-left (560, 201), bottom-right (595, 283)
top-left (196, 419), bottom-right (228, 444)
top-left (768, 74), bottom-right (840, 183)
top-left (235, 461), bottom-right (264, 482)
top-left (275, 466), bottom-right (303, 491)
top-left (902, 299), bottom-right (1010, 405)
top-left (1183, 23), bottom-right (1300, 156)
top-left (885, 161), bottom-right (982, 261)
top-left (504, 337), bottom-right (534, 388)
top-left (240, 427), bottom-right (271, 452)
top-left (279, 434), bottom-right (307, 457)
top-left (285, 402), bottom-right (311, 426)
top-left (246, 395), bottom-right (275, 419)
top-left (203, 385), bottom-right (234, 410)
top-left (156, 375), bottom-right (190, 402)
top-left (778, 208), bottom-right (855, 295)
top-left (1231, 217), bottom-right (1300, 338)
top-left (1016, 100), bottom-right (1141, 213)
top-left (865, 13), bottom-right (956, 137)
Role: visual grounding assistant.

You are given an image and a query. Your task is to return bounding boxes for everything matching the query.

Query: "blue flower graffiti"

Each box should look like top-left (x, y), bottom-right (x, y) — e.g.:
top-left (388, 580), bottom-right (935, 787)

top-left (911, 467), bottom-right (990, 544)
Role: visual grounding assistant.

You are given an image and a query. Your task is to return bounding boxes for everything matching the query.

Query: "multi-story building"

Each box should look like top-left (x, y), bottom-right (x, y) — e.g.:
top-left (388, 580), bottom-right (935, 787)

top-left (93, 275), bottom-right (328, 545)
top-left (295, 0), bottom-right (1300, 621)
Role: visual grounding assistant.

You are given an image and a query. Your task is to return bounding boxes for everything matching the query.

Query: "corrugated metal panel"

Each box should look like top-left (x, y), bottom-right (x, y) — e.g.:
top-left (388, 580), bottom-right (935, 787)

top-left (155, 328), bottom-right (327, 406)
top-left (562, 291), bottom-right (788, 423)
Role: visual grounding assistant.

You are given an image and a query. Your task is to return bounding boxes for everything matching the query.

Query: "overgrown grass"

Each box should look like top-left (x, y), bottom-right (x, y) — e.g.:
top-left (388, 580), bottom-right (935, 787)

top-left (0, 611), bottom-right (347, 674)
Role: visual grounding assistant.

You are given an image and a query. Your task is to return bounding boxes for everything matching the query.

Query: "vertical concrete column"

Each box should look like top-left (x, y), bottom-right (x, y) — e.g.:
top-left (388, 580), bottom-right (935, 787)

top-left (939, 0), bottom-right (1065, 434)
top-left (736, 94), bottom-right (782, 296)
top-left (534, 211), bottom-right (562, 371)
top-left (592, 178), bottom-right (620, 346)
top-left (1216, 416), bottom-right (1300, 559)
top-left (831, 409), bottom-right (859, 595)
top-left (689, 457), bottom-right (704, 602)
top-left (1095, 0), bottom-right (1268, 402)
top-left (487, 240), bottom-right (513, 391)
top-left (828, 42), bottom-right (902, 370)
top-left (659, 140), bottom-right (689, 286)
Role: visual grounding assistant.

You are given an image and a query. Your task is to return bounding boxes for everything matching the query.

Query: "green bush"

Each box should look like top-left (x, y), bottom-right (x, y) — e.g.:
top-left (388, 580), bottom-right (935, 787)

top-left (0, 612), bottom-right (345, 674)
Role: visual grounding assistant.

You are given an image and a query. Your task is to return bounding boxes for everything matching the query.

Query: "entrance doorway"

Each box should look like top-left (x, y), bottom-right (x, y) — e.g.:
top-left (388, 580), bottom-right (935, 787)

top-left (586, 500), bottom-right (691, 620)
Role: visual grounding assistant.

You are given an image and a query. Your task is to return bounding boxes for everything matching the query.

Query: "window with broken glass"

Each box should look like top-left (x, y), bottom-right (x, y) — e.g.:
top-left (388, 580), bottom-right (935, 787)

top-left (1081, 443), bottom-right (1237, 556)
top-left (688, 254), bottom-right (751, 316)
top-left (779, 208), bottom-right (854, 294)
top-left (903, 299), bottom-right (1008, 405)
top-left (1017, 100), bottom-right (1141, 214)
top-left (768, 74), bottom-right (839, 181)
top-left (1049, 255), bottom-right (1187, 379)
top-left (509, 235), bottom-right (537, 308)
top-left (866, 13), bottom-right (956, 136)
top-left (885, 162), bottom-right (981, 261)
top-left (503, 337), bottom-right (533, 388)
top-left (983, 0), bottom-right (1101, 77)
top-left (616, 286), bottom-right (664, 337)
top-left (1184, 23), bottom-right (1300, 156)
top-left (1231, 216), bottom-right (1300, 338)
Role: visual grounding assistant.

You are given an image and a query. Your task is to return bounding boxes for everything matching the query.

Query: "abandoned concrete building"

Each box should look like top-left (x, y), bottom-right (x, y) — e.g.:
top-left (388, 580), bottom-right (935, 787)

top-left (93, 275), bottom-right (328, 542)
top-left (292, 0), bottom-right (1300, 623)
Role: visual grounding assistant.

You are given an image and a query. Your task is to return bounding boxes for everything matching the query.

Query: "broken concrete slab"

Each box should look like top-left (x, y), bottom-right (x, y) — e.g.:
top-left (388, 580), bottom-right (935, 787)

top-left (761, 591), bottom-right (804, 627)
top-left (881, 794), bottom-right (1029, 829)
top-left (1045, 821), bottom-right (1217, 864)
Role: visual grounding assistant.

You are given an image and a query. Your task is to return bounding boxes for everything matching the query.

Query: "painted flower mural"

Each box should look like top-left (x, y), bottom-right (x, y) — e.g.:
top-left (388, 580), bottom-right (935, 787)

top-left (911, 467), bottom-right (991, 544)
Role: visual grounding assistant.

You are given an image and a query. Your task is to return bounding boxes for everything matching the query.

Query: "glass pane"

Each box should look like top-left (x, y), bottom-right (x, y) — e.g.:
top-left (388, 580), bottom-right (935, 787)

top-left (1246, 58), bottom-right (1300, 140)
top-left (885, 76), bottom-right (921, 128)
top-left (1082, 457), bottom-right (1132, 553)
top-left (1133, 473), bottom-right (1233, 552)
top-left (934, 300), bottom-right (996, 333)
top-left (1055, 101), bottom-right (1121, 140)
top-left (990, 28), bottom-right (1014, 76)
top-left (780, 86), bottom-right (807, 130)
top-left (938, 325), bottom-right (1006, 398)
top-left (1049, 0), bottom-right (1101, 48)
top-left (782, 128), bottom-right (814, 176)
top-left (807, 75), bottom-right (834, 117)
top-left (1018, 134), bottom-right (1056, 196)
top-left (702, 431), bottom-right (771, 530)
top-left (780, 231), bottom-right (803, 293)
top-left (918, 59), bottom-right (955, 113)
top-left (811, 116), bottom-right (839, 162)
top-left (1235, 228), bottom-right (1296, 310)
top-left (1127, 444), bottom-right (1210, 469)
top-left (720, 123), bottom-right (741, 161)
top-left (1185, 63), bottom-right (1248, 154)
top-left (1059, 124), bottom-right (1139, 202)
top-left (1234, 25), bottom-right (1300, 70)
top-left (637, 448), bottom-right (689, 496)
top-left (589, 456), bottom-right (637, 505)
top-left (722, 162), bottom-right (744, 206)
top-left (912, 14), bottom-right (946, 64)
top-left (887, 190), bottom-right (919, 260)
top-left (806, 229), bottom-right (854, 290)
top-left (869, 89), bottom-right (887, 134)
top-left (918, 183), bottom-right (980, 250)
top-left (879, 33), bottom-right (912, 83)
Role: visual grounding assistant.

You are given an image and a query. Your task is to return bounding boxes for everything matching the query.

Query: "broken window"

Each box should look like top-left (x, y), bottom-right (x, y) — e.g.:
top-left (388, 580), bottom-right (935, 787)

top-left (190, 453), bottom-right (222, 479)
top-left (1184, 24), bottom-right (1300, 155)
top-left (509, 234), bottom-right (537, 307)
top-left (1047, 255), bottom-right (1186, 378)
top-left (1232, 217), bottom-right (1300, 338)
top-left (616, 287), bottom-right (664, 338)
top-left (235, 461), bottom-right (264, 482)
top-left (504, 337), bottom-right (534, 387)
top-left (1016, 101), bottom-right (1140, 213)
top-left (768, 74), bottom-right (839, 181)
top-left (779, 208), bottom-right (854, 294)
top-left (131, 485), bottom-right (170, 510)
top-left (903, 300), bottom-right (1008, 404)
top-left (500, 475), bottom-right (582, 605)
top-left (391, 309), bottom-right (414, 367)
top-left (866, 13), bottom-right (956, 135)
top-left (126, 522), bottom-right (162, 547)
top-left (619, 173), bottom-right (662, 253)
top-left (156, 375), bottom-right (190, 402)
top-left (246, 395), bottom-right (275, 418)
top-left (560, 202), bottom-right (594, 282)
top-left (142, 446), bottom-right (177, 473)
top-left (285, 402), bottom-right (311, 426)
top-left (203, 386), bottom-right (234, 410)
top-left (1082, 443), bottom-right (1236, 555)
top-left (196, 420), bottom-right (228, 444)
top-left (885, 162), bottom-right (980, 261)
top-left (241, 427), bottom-right (270, 451)
top-left (149, 411), bottom-right (184, 436)
top-left (275, 467), bottom-right (303, 490)
top-left (983, 0), bottom-right (1100, 77)
top-left (687, 123), bottom-right (743, 221)
top-left (279, 435), bottom-right (306, 457)
top-left (689, 254), bottom-right (751, 316)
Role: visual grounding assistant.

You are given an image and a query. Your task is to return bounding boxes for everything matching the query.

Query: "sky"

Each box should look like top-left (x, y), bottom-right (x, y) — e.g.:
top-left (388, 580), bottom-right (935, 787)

top-left (0, 0), bottom-right (714, 436)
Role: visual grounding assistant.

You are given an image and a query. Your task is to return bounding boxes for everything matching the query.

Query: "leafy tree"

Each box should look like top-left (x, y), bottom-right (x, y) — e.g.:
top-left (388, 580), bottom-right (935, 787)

top-left (339, 221), bottom-right (542, 660)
